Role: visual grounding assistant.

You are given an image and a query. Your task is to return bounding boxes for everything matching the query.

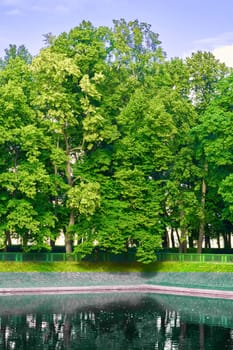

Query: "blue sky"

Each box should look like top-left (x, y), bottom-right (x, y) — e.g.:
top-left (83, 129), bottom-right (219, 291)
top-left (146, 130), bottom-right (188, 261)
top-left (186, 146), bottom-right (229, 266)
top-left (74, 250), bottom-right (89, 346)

top-left (1, 0), bottom-right (233, 66)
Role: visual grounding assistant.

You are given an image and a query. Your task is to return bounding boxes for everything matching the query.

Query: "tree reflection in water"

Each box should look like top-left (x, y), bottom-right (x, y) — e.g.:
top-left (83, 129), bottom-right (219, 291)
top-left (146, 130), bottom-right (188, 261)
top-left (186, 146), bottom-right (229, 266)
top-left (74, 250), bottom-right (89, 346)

top-left (0, 293), bottom-right (232, 349)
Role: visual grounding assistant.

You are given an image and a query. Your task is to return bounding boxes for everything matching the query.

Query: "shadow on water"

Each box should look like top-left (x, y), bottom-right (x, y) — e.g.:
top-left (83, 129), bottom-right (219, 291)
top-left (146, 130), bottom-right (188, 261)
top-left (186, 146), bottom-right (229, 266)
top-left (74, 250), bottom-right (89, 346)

top-left (0, 293), bottom-right (232, 328)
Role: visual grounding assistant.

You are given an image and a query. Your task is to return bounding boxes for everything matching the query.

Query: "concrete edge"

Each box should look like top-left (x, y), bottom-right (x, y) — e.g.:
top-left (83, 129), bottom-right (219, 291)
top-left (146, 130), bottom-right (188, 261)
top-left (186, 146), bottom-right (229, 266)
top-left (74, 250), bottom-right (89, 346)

top-left (0, 284), bottom-right (233, 299)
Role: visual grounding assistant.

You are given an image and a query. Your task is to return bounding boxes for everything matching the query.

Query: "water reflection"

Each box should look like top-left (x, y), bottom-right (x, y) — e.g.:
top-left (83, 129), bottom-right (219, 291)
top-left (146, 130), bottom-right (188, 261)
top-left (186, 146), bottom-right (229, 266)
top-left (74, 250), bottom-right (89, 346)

top-left (0, 293), bottom-right (232, 349)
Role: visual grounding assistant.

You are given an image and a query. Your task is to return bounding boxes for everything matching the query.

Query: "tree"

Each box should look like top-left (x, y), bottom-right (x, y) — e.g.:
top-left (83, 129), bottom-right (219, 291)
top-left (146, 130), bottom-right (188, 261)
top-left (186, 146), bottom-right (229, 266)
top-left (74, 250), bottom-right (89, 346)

top-left (0, 44), bottom-right (32, 68)
top-left (66, 20), bottom-right (166, 261)
top-left (196, 74), bottom-right (233, 247)
top-left (30, 31), bottom-right (114, 252)
top-left (186, 51), bottom-right (229, 252)
top-left (144, 58), bottom-right (200, 252)
top-left (42, 32), bottom-right (56, 47)
top-left (39, 19), bottom-right (166, 259)
top-left (0, 56), bottom-right (56, 250)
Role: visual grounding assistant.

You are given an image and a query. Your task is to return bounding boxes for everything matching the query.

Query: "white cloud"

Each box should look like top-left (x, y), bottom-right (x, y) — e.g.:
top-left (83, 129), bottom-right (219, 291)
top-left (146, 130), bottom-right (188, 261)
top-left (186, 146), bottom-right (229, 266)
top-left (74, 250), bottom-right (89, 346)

top-left (195, 32), bottom-right (233, 67)
top-left (212, 45), bottom-right (233, 67)
top-left (182, 32), bottom-right (233, 67)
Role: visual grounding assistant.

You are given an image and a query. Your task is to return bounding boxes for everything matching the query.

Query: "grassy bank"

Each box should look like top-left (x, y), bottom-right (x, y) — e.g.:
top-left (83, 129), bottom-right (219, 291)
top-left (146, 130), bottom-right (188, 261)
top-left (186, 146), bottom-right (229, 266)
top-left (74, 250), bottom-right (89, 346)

top-left (0, 261), bottom-right (232, 272)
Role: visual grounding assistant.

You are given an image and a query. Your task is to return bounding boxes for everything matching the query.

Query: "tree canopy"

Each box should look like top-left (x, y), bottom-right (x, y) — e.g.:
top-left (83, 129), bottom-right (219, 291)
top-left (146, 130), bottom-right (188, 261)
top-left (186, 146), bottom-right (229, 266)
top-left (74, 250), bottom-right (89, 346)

top-left (0, 19), bottom-right (233, 262)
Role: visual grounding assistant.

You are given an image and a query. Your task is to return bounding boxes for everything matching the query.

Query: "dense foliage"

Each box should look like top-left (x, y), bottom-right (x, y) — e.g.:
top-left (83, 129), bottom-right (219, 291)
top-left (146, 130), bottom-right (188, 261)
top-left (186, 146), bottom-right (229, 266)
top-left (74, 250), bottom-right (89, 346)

top-left (0, 19), bottom-right (233, 262)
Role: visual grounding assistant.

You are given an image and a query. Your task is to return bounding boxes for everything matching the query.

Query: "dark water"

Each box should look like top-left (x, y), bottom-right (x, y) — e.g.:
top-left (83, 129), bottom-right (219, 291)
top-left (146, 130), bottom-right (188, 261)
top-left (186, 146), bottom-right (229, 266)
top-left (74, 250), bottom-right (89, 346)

top-left (0, 293), bottom-right (232, 349)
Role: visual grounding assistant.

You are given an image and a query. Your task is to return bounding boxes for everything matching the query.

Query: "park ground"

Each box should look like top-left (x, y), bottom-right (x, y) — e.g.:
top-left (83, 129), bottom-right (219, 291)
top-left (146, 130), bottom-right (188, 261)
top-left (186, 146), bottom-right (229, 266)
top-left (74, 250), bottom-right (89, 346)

top-left (0, 261), bottom-right (233, 272)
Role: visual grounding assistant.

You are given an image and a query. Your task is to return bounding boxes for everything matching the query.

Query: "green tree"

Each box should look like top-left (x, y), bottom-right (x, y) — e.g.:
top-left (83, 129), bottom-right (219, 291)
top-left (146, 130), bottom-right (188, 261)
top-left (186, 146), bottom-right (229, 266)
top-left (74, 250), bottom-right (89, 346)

top-left (196, 74), bottom-right (233, 247)
top-left (30, 36), bottom-right (114, 252)
top-left (186, 51), bottom-right (229, 252)
top-left (146, 58), bottom-right (199, 252)
top-left (41, 19), bottom-right (165, 259)
top-left (0, 44), bottom-right (32, 68)
top-left (0, 56), bottom-right (56, 250)
top-left (69, 20), bottom-right (166, 261)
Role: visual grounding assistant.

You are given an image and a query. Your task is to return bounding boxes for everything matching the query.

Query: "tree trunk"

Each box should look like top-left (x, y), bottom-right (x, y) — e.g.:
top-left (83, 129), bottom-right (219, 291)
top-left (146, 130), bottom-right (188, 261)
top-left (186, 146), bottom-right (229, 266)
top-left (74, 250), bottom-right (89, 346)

top-left (170, 228), bottom-right (175, 248)
top-left (50, 239), bottom-right (56, 251)
top-left (22, 234), bottom-right (28, 251)
top-left (64, 131), bottom-right (75, 254)
top-left (179, 228), bottom-right (187, 253)
top-left (65, 237), bottom-right (73, 254)
top-left (162, 228), bottom-right (169, 248)
top-left (223, 233), bottom-right (231, 249)
top-left (175, 228), bottom-right (181, 247)
top-left (204, 235), bottom-right (210, 248)
top-left (179, 210), bottom-right (187, 253)
top-left (4, 231), bottom-right (12, 251)
top-left (198, 217), bottom-right (205, 253)
top-left (223, 234), bottom-right (227, 249)
top-left (65, 210), bottom-right (74, 253)
top-left (197, 165), bottom-right (207, 253)
top-left (188, 235), bottom-right (194, 248)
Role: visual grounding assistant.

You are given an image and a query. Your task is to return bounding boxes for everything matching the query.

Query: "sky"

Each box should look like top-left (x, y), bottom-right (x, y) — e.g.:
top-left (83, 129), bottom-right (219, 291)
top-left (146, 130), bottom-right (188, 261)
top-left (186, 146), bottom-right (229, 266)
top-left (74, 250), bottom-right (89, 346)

top-left (1, 0), bottom-right (233, 66)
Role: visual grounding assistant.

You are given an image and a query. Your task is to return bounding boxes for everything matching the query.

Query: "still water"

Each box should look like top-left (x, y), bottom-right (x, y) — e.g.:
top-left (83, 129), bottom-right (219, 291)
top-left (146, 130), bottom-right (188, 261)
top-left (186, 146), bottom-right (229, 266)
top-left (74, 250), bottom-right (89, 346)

top-left (0, 293), bottom-right (232, 349)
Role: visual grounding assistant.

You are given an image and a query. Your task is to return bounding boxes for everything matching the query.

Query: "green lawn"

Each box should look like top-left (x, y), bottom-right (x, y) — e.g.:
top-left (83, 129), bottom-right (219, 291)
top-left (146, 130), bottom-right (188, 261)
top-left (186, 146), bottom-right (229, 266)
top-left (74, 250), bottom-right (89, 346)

top-left (0, 261), bottom-right (232, 272)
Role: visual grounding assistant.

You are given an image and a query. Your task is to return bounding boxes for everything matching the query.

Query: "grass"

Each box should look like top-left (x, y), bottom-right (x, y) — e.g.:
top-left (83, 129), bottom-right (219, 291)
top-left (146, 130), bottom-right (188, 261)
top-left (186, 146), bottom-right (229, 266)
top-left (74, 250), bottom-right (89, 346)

top-left (0, 261), bottom-right (233, 272)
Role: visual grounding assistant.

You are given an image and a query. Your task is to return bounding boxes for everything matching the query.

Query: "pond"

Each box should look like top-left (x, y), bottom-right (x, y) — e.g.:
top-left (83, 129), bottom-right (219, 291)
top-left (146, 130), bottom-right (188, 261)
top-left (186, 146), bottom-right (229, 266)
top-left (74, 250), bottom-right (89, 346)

top-left (0, 293), bottom-right (232, 349)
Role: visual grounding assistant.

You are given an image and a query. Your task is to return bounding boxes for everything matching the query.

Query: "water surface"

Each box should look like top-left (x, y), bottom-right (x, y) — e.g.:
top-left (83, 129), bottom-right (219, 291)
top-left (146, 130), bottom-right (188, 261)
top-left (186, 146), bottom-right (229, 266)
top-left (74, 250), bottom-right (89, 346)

top-left (0, 293), bottom-right (232, 349)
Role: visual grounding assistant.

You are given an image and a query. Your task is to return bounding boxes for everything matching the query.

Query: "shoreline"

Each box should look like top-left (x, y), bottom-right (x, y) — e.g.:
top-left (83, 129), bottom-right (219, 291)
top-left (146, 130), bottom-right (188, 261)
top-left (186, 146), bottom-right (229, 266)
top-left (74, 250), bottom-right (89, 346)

top-left (1, 284), bottom-right (233, 299)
